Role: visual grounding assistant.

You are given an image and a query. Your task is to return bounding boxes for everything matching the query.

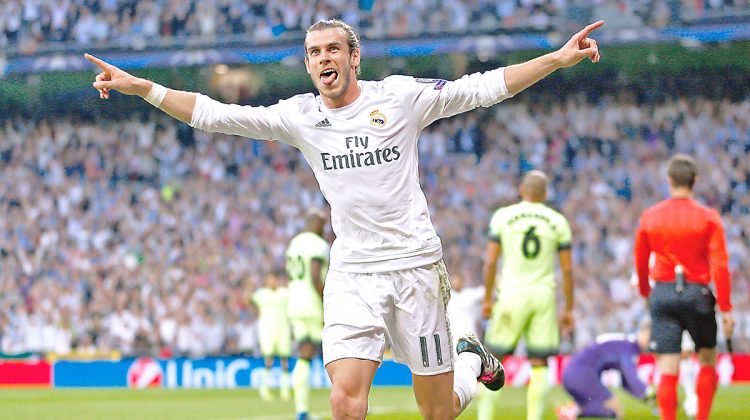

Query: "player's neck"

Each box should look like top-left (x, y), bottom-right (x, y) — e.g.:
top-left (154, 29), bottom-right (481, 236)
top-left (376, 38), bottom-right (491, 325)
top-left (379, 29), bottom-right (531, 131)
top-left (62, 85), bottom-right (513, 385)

top-left (669, 188), bottom-right (693, 199)
top-left (321, 78), bottom-right (361, 109)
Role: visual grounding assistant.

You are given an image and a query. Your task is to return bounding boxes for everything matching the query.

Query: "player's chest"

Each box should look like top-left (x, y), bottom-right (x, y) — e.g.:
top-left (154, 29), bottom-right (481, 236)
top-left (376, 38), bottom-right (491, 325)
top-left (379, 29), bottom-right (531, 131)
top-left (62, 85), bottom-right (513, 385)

top-left (301, 99), bottom-right (411, 154)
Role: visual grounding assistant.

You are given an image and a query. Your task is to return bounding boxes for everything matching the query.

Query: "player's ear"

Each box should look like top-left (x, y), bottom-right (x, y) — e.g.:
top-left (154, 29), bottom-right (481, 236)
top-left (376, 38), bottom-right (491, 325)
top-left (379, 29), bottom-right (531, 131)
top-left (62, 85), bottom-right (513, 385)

top-left (351, 48), bottom-right (361, 69)
top-left (304, 56), bottom-right (311, 74)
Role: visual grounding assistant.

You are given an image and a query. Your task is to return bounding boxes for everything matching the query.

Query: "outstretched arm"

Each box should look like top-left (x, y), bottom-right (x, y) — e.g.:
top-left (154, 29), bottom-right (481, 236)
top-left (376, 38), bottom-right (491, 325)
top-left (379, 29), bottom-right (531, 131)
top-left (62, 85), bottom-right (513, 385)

top-left (85, 53), bottom-right (196, 124)
top-left (504, 21), bottom-right (603, 96)
top-left (85, 53), bottom-right (292, 142)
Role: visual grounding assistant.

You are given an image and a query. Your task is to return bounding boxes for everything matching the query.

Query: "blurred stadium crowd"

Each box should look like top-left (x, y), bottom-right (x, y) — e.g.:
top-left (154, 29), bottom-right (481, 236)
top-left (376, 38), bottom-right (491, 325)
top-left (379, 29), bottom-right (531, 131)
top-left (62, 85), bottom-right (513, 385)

top-left (2, 0), bottom-right (750, 52)
top-left (0, 85), bottom-right (748, 358)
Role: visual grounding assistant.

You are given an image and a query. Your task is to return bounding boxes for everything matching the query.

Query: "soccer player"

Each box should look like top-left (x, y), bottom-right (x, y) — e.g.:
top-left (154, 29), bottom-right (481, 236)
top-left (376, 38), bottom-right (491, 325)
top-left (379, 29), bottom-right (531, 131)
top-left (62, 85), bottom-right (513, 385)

top-left (447, 273), bottom-right (485, 340)
top-left (286, 208), bottom-right (330, 420)
top-left (251, 273), bottom-right (292, 401)
top-left (556, 322), bottom-right (655, 419)
top-left (85, 18), bottom-right (602, 419)
top-left (679, 331), bottom-right (699, 419)
top-left (634, 154), bottom-right (735, 420)
top-left (480, 170), bottom-right (574, 420)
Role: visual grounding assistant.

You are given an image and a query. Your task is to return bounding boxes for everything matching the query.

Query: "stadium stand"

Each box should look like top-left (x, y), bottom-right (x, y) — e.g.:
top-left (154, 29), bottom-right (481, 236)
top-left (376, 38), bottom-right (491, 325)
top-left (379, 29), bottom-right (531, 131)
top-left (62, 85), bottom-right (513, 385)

top-left (1, 89), bottom-right (748, 358)
top-left (2, 0), bottom-right (750, 53)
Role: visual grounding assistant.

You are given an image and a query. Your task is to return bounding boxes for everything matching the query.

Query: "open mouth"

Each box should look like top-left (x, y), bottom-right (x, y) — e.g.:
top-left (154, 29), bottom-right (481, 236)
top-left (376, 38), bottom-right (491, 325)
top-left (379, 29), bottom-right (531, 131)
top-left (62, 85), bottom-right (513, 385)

top-left (320, 69), bottom-right (338, 86)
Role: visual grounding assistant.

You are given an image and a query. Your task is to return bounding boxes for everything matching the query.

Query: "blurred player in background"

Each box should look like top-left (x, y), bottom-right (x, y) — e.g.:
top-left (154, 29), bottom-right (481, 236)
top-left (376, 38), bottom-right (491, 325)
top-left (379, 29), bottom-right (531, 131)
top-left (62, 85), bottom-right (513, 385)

top-left (480, 170), bottom-right (574, 420)
top-left (556, 321), bottom-right (655, 419)
top-left (286, 208), bottom-right (330, 420)
top-left (679, 332), bottom-right (699, 419)
top-left (446, 273), bottom-right (484, 340)
top-left (634, 154), bottom-right (735, 420)
top-left (86, 17), bottom-right (602, 419)
top-left (251, 273), bottom-right (291, 401)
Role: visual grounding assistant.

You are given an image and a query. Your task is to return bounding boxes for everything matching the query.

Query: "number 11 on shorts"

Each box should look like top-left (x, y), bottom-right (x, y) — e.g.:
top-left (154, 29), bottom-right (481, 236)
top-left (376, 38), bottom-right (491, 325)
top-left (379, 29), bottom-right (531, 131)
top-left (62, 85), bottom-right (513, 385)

top-left (420, 334), bottom-right (444, 367)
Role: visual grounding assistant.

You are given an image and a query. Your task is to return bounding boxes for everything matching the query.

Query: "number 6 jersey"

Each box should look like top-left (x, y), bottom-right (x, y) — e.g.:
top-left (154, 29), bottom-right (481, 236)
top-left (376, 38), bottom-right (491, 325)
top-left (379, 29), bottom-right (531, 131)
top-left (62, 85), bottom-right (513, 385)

top-left (488, 201), bottom-right (572, 292)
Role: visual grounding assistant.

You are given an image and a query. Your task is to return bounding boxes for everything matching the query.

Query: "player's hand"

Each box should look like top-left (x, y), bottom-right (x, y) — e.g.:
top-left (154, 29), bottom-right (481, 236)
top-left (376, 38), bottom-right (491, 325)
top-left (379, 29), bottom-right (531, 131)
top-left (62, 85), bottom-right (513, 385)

top-left (643, 385), bottom-right (658, 416)
top-left (722, 311), bottom-right (735, 339)
top-left (481, 300), bottom-right (493, 319)
top-left (643, 384), bottom-right (656, 402)
top-left (555, 21), bottom-right (603, 68)
top-left (84, 53), bottom-right (149, 99)
top-left (560, 309), bottom-right (574, 335)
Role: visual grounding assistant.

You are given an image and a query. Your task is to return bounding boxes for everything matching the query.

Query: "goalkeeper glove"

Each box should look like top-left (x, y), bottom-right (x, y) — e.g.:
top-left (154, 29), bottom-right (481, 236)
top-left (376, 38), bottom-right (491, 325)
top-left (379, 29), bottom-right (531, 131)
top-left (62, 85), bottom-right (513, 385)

top-left (643, 385), bottom-right (658, 416)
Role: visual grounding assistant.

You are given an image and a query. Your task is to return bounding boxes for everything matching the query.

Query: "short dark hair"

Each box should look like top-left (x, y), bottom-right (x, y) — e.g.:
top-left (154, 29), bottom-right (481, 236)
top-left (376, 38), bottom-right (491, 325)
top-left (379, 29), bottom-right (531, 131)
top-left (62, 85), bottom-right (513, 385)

top-left (667, 154), bottom-right (697, 189)
top-left (305, 19), bottom-right (361, 76)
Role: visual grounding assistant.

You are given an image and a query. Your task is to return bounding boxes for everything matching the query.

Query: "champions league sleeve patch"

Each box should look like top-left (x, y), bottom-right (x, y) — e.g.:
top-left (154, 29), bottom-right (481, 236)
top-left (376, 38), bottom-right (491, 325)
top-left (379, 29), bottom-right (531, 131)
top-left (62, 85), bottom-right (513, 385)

top-left (415, 78), bottom-right (447, 90)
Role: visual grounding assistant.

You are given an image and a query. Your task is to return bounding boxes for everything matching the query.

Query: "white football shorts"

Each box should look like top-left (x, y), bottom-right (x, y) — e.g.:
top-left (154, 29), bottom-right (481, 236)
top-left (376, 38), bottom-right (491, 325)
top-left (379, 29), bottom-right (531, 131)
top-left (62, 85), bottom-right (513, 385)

top-left (322, 259), bottom-right (454, 376)
top-left (681, 330), bottom-right (696, 353)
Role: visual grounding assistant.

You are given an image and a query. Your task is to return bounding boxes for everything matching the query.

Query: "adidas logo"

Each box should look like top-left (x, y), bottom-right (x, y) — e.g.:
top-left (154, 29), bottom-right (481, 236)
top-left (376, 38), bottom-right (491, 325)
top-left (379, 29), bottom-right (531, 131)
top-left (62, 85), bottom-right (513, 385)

top-left (315, 118), bottom-right (332, 128)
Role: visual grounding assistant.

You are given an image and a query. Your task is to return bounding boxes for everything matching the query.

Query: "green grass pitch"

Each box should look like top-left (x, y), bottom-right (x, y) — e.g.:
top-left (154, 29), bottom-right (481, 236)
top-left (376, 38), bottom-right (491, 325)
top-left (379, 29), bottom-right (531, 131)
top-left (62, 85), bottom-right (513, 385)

top-left (1, 385), bottom-right (748, 419)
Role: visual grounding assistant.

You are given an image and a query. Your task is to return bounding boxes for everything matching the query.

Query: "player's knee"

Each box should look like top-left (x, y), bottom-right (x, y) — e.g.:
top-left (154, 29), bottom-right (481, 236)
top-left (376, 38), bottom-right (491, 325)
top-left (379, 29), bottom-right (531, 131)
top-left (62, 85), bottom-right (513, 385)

top-left (697, 348), bottom-right (716, 366)
top-left (329, 388), bottom-right (367, 419)
top-left (416, 403), bottom-right (454, 420)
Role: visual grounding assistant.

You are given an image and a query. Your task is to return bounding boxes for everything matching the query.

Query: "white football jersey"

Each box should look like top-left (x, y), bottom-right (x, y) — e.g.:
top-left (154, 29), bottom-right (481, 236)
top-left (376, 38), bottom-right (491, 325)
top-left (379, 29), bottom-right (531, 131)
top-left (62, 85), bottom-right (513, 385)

top-left (191, 68), bottom-right (513, 272)
top-left (447, 286), bottom-right (485, 338)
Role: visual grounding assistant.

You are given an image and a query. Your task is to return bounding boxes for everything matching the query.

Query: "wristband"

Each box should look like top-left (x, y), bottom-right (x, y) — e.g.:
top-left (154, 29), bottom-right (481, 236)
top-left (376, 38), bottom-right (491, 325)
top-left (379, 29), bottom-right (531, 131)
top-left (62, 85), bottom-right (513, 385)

top-left (145, 82), bottom-right (168, 107)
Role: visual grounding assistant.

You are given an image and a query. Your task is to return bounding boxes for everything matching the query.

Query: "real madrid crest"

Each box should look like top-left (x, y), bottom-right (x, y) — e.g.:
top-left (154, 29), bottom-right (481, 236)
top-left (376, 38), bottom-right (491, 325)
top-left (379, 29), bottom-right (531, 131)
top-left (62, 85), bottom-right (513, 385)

top-left (370, 110), bottom-right (386, 127)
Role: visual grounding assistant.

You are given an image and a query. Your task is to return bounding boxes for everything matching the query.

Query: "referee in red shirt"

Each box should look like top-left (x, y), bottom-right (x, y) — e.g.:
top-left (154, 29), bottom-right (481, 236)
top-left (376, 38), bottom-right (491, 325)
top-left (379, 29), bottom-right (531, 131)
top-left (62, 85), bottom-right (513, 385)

top-left (634, 154), bottom-right (735, 420)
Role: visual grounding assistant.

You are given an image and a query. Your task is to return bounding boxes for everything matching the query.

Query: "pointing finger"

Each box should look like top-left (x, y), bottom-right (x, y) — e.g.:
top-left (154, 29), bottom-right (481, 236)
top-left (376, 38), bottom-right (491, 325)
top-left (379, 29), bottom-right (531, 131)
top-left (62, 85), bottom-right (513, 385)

top-left (84, 53), bottom-right (112, 72)
top-left (576, 20), bottom-right (604, 40)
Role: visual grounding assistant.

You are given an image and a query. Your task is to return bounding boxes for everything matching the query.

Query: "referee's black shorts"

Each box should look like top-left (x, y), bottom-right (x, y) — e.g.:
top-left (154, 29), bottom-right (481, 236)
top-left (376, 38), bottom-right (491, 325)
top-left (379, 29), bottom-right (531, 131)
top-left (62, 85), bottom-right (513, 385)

top-left (649, 282), bottom-right (717, 354)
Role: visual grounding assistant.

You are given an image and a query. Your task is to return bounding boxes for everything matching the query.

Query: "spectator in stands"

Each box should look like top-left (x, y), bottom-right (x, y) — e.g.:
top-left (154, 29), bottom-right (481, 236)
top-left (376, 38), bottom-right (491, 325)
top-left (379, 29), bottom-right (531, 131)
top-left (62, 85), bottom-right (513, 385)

top-left (9, 0), bottom-right (749, 51)
top-left (0, 91), bottom-right (748, 358)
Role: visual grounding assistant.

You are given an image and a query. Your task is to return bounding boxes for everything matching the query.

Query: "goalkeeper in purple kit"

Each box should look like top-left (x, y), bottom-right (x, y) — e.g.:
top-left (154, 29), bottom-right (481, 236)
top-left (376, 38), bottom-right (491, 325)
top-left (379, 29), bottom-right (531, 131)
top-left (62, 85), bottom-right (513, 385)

top-left (556, 323), bottom-right (655, 419)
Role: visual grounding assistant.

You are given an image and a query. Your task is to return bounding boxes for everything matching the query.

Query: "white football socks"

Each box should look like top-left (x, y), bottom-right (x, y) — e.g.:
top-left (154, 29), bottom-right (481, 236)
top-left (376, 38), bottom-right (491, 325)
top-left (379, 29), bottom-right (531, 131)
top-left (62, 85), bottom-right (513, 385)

top-left (453, 352), bottom-right (482, 412)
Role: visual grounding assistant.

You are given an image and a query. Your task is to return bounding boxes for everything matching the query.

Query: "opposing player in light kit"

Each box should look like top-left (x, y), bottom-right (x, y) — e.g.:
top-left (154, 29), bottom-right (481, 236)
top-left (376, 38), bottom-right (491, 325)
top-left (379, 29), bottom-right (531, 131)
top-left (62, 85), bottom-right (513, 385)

top-left (251, 273), bottom-right (292, 401)
top-left (86, 18), bottom-right (602, 419)
top-left (480, 171), bottom-right (574, 420)
top-left (286, 209), bottom-right (330, 420)
top-left (635, 155), bottom-right (734, 420)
